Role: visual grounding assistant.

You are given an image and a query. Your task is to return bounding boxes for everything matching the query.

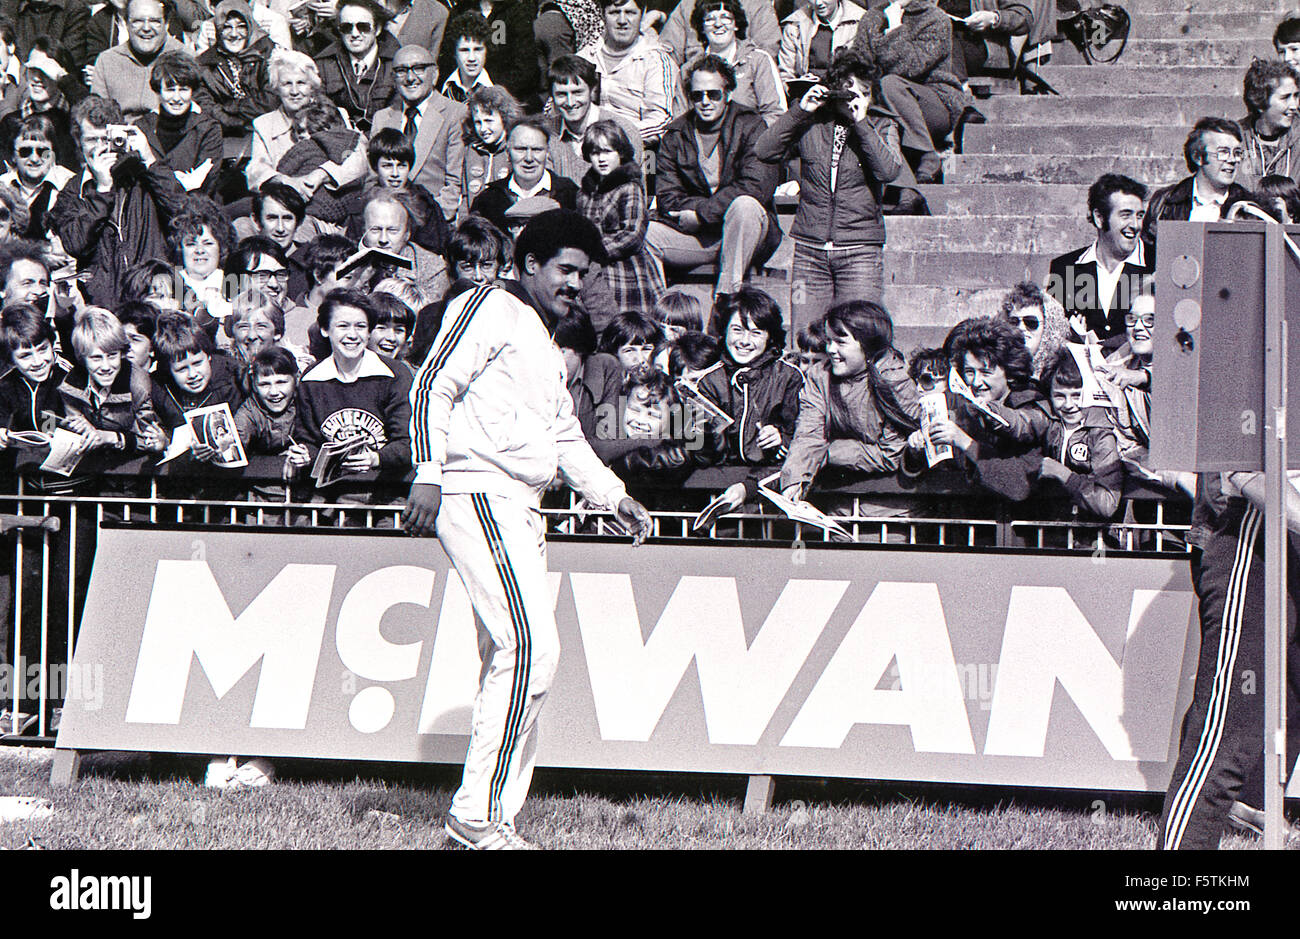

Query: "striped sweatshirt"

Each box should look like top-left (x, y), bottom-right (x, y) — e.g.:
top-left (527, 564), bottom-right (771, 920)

top-left (409, 281), bottom-right (628, 509)
top-left (577, 34), bottom-right (686, 143)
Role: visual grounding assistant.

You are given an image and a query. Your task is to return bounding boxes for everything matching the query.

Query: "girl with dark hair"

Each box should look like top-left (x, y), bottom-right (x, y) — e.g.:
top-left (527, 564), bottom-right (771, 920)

top-left (696, 285), bottom-right (803, 465)
top-left (779, 299), bottom-right (919, 500)
top-left (577, 118), bottom-right (663, 316)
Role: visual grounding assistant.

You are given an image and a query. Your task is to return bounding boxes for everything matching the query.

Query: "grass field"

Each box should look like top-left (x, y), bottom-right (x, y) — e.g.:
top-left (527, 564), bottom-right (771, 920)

top-left (0, 746), bottom-right (1287, 850)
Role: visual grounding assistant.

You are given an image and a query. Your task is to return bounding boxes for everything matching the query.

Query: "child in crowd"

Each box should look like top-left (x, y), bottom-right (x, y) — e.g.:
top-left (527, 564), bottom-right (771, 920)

top-left (439, 11), bottom-right (494, 103)
top-left (117, 301), bottom-right (160, 372)
top-left (368, 291), bottom-right (416, 375)
top-left (667, 330), bottom-right (721, 382)
top-left (1034, 349), bottom-right (1124, 522)
top-left (447, 215), bottom-right (511, 286)
top-left (456, 85), bottom-right (519, 218)
top-left (276, 97), bottom-right (360, 227)
top-left (578, 119), bottom-right (665, 317)
top-left (697, 287), bottom-right (804, 466)
top-left (122, 259), bottom-right (181, 311)
top-left (350, 128), bottom-right (449, 254)
top-left (788, 318), bottom-right (828, 376)
top-left (224, 287), bottom-right (314, 387)
top-left (651, 288), bottom-right (706, 373)
top-left (293, 288), bottom-right (413, 505)
top-left (599, 312), bottom-right (664, 383)
top-left (555, 309), bottom-right (632, 465)
top-left (0, 304), bottom-right (72, 477)
top-left (610, 369), bottom-right (723, 487)
top-left (149, 312), bottom-right (247, 444)
top-left (57, 309), bottom-right (155, 470)
top-left (233, 345), bottom-right (311, 505)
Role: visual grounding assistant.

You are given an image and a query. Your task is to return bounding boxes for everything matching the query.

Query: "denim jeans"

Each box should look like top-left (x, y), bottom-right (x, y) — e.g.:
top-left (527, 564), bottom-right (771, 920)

top-left (790, 241), bottom-right (885, 343)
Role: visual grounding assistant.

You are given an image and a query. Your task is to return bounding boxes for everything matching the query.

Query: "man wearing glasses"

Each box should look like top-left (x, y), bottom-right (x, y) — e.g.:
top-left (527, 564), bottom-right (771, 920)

top-left (1048, 173), bottom-right (1153, 349)
top-left (370, 44), bottom-right (464, 221)
top-left (314, 0), bottom-right (401, 132)
top-left (645, 55), bottom-right (779, 304)
top-left (1143, 118), bottom-right (1252, 261)
top-left (87, 0), bottom-right (188, 120)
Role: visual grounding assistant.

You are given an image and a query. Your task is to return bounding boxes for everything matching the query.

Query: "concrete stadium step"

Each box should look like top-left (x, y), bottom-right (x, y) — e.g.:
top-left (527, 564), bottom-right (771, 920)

top-left (1120, 0), bottom-right (1290, 12)
top-left (975, 95), bottom-right (1239, 126)
top-left (883, 249), bottom-right (1056, 288)
top-left (951, 153), bottom-right (1186, 186)
top-left (1129, 10), bottom-right (1285, 39)
top-left (1117, 37), bottom-right (1273, 67)
top-left (1035, 65), bottom-right (1246, 97)
top-left (962, 123), bottom-right (1190, 156)
top-left (915, 183), bottom-right (1087, 217)
top-left (885, 216), bottom-right (1091, 252)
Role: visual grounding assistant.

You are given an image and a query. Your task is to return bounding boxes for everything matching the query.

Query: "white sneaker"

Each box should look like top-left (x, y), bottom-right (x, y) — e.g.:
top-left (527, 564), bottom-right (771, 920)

top-left (204, 756), bottom-right (238, 789)
top-left (228, 758), bottom-right (275, 789)
top-left (444, 816), bottom-right (539, 850)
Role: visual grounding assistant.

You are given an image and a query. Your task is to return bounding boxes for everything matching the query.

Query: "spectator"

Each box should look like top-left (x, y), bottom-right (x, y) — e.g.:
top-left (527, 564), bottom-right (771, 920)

top-left (0, 0), bottom-right (88, 66)
top-left (117, 299), bottom-right (159, 371)
top-left (370, 43), bottom-right (465, 221)
top-left (445, 213), bottom-right (509, 284)
top-left (1276, 13), bottom-right (1300, 72)
top-left (997, 281), bottom-right (1068, 385)
top-left (138, 51), bottom-right (224, 196)
top-left (1237, 58), bottom-right (1300, 191)
top-left (223, 285), bottom-right (306, 382)
top-left (534, 0), bottom-right (604, 69)
top-left (1050, 173), bottom-right (1152, 348)
top-left (438, 11), bottom-right (493, 104)
top-left (274, 97), bottom-right (369, 229)
top-left (757, 48), bottom-right (904, 338)
top-left (696, 286), bottom-right (803, 465)
top-left (599, 310), bottom-right (662, 381)
top-left (293, 286), bottom-right (413, 500)
top-left (647, 54), bottom-right (779, 302)
top-left (662, 0), bottom-right (781, 64)
top-left (851, 0), bottom-right (966, 183)
top-left (0, 303), bottom-right (68, 452)
top-left (347, 128), bottom-right (450, 252)
top-left (791, 317), bottom-right (827, 375)
top-left (358, 189), bottom-right (449, 298)
top-left (169, 200), bottom-right (239, 333)
top-left (453, 84), bottom-right (519, 217)
top-left (666, 328), bottom-right (720, 381)
top-left (1033, 348), bottom-right (1123, 521)
top-left (196, 1), bottom-right (279, 148)
top-left (609, 368), bottom-right (721, 484)
top-left (0, 43), bottom-right (79, 172)
top-left (0, 116), bottom-right (73, 242)
top-left (652, 287), bottom-right (706, 340)
top-left (1257, 173), bottom-right (1300, 222)
top-left (942, 0), bottom-right (1033, 81)
top-left (545, 54), bottom-right (642, 183)
top-left (122, 257), bottom-right (180, 310)
top-left (577, 0), bottom-right (684, 143)
top-left (86, 0), bottom-right (206, 66)
top-left (48, 95), bottom-right (187, 310)
top-left (439, 0), bottom-right (541, 109)
top-left (225, 235), bottom-right (293, 310)
top-left (288, 0), bottom-right (344, 59)
top-left (778, 0), bottom-right (865, 88)
top-left (576, 118), bottom-right (661, 314)
top-left (283, 231), bottom-right (354, 348)
top-left (471, 116), bottom-right (579, 236)
top-left (1143, 118), bottom-right (1251, 256)
top-left (235, 181), bottom-right (312, 300)
top-left (57, 309), bottom-right (155, 466)
top-left (555, 307), bottom-right (626, 460)
top-left (88, 0), bottom-right (189, 121)
top-left (1101, 288), bottom-right (1153, 464)
top-left (0, 238), bottom-right (50, 310)
top-left (233, 345), bottom-right (310, 502)
top-left (377, 0), bottom-right (450, 54)
top-left (245, 48), bottom-right (369, 200)
top-left (314, 0), bottom-right (400, 133)
top-left (904, 315), bottom-right (1046, 501)
top-left (686, 0), bottom-right (785, 126)
top-left (368, 287), bottom-right (416, 369)
top-left (0, 185), bottom-right (27, 242)
top-left (148, 310), bottom-right (246, 438)
top-left (778, 299), bottom-right (919, 502)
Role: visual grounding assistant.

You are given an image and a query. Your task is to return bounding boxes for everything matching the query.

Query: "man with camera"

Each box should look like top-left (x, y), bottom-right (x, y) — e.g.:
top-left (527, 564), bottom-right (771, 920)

top-left (47, 94), bottom-right (188, 309)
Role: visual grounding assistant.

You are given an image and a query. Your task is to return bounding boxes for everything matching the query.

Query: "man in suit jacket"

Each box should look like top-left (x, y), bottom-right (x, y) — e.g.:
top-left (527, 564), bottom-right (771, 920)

top-left (379, 0), bottom-right (449, 56)
top-left (1048, 173), bottom-right (1153, 350)
top-left (370, 43), bottom-right (464, 221)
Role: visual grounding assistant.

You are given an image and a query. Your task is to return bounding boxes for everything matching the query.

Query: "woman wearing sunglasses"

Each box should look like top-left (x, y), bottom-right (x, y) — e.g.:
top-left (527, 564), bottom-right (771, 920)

top-left (996, 281), bottom-right (1068, 385)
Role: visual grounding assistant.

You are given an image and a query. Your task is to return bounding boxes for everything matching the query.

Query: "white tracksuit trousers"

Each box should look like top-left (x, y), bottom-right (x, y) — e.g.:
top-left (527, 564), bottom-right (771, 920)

top-left (437, 491), bottom-right (560, 826)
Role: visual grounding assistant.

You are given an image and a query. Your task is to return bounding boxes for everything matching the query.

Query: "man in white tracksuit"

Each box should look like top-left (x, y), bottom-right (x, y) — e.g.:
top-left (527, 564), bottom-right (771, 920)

top-left (403, 209), bottom-right (652, 850)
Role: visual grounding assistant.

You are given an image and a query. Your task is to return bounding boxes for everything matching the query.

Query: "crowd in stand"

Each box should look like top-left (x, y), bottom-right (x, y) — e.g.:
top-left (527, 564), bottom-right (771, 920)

top-left (0, 0), bottom-right (1294, 535)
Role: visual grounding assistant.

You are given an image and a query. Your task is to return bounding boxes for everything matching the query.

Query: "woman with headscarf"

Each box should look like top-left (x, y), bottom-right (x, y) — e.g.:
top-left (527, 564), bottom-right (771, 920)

top-left (997, 281), bottom-right (1068, 386)
top-left (198, 0), bottom-right (279, 145)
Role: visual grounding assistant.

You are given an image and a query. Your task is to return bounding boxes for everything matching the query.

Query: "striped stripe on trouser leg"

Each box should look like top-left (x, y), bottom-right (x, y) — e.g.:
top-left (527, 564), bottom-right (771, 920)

top-left (1161, 506), bottom-right (1265, 849)
top-left (436, 492), bottom-right (559, 827)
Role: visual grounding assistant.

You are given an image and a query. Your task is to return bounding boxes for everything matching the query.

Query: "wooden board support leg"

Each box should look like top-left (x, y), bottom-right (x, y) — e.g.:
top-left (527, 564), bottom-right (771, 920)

top-left (744, 774), bottom-right (775, 814)
top-left (50, 748), bottom-right (81, 787)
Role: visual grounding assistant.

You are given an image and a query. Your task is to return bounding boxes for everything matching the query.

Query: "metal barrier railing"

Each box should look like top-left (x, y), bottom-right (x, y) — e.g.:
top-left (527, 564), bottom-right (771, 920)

top-left (0, 474), bottom-right (1193, 745)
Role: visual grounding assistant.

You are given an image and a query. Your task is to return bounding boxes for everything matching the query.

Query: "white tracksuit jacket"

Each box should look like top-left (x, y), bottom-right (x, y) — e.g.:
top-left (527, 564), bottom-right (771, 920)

top-left (409, 280), bottom-right (629, 510)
